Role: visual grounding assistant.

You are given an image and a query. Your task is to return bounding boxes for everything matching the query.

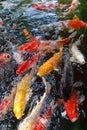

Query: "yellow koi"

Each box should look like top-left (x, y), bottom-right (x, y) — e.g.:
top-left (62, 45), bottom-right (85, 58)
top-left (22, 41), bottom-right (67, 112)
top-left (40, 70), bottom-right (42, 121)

top-left (18, 78), bottom-right (51, 130)
top-left (37, 51), bottom-right (63, 77)
top-left (13, 69), bottom-right (36, 119)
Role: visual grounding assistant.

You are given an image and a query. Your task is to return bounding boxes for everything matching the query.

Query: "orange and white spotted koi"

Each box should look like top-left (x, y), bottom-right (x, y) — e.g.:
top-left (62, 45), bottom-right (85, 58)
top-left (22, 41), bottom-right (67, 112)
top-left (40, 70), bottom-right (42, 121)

top-left (18, 78), bottom-right (51, 130)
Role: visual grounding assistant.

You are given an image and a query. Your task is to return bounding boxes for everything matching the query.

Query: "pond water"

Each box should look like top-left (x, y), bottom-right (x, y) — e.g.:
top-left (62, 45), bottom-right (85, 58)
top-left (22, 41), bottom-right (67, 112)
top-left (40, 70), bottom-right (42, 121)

top-left (0, 0), bottom-right (87, 130)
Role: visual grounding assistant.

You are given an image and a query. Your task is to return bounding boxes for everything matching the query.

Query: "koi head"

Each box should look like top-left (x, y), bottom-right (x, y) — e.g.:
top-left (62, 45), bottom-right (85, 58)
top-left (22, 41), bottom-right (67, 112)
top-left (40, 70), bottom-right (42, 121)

top-left (0, 53), bottom-right (11, 63)
top-left (13, 102), bottom-right (24, 119)
top-left (68, 19), bottom-right (87, 28)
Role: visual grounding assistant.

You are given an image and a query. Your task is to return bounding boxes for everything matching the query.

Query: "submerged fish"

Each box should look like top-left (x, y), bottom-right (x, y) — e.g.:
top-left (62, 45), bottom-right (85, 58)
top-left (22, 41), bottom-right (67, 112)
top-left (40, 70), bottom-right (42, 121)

top-left (0, 87), bottom-right (16, 119)
top-left (63, 0), bottom-right (79, 15)
top-left (59, 51), bottom-right (73, 101)
top-left (18, 78), bottom-right (51, 130)
top-left (13, 69), bottom-right (36, 119)
top-left (59, 52), bottom-right (85, 122)
top-left (32, 1), bottom-right (67, 11)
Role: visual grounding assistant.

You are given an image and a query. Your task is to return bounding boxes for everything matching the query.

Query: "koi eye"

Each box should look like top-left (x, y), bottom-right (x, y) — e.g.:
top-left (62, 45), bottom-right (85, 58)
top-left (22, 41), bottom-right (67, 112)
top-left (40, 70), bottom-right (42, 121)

top-left (6, 54), bottom-right (10, 59)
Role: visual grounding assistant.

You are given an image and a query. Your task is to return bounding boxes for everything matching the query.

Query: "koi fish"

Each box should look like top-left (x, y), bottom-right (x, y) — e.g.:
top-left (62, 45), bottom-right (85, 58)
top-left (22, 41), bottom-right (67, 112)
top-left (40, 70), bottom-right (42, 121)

top-left (32, 106), bottom-right (52, 130)
top-left (32, 2), bottom-right (59, 11)
top-left (18, 78), bottom-right (51, 130)
top-left (7, 41), bottom-right (23, 65)
top-left (70, 40), bottom-right (85, 64)
top-left (63, 0), bottom-right (79, 15)
top-left (63, 90), bottom-right (85, 122)
top-left (0, 87), bottom-right (16, 118)
top-left (40, 19), bottom-right (87, 31)
top-left (32, 1), bottom-right (68, 11)
top-left (32, 101), bottom-right (57, 130)
top-left (37, 51), bottom-right (63, 77)
top-left (59, 51), bottom-right (73, 101)
top-left (0, 53), bottom-right (11, 63)
top-left (23, 29), bottom-right (33, 38)
top-left (13, 69), bottom-right (36, 119)
top-left (16, 51), bottom-right (43, 75)
top-left (39, 31), bottom-right (76, 51)
top-left (18, 37), bottom-right (41, 53)
top-left (18, 31), bottom-right (76, 54)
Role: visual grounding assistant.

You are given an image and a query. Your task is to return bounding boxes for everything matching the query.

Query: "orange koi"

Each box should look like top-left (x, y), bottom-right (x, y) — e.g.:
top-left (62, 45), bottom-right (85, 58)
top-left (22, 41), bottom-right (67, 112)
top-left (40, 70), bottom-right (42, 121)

top-left (0, 53), bottom-right (11, 63)
top-left (16, 51), bottom-right (42, 75)
top-left (23, 29), bottom-right (33, 38)
top-left (63, 91), bottom-right (84, 122)
top-left (37, 51), bottom-right (63, 77)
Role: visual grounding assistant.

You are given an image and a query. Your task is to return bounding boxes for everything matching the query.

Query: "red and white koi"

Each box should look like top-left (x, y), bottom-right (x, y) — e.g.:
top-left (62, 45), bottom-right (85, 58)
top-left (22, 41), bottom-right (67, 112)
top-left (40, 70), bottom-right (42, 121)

top-left (62, 90), bottom-right (85, 122)
top-left (16, 51), bottom-right (43, 75)
top-left (18, 78), bottom-right (51, 130)
top-left (63, 0), bottom-right (80, 15)
top-left (18, 37), bottom-right (41, 53)
top-left (32, 2), bottom-right (67, 11)
top-left (13, 69), bottom-right (36, 119)
top-left (32, 101), bottom-right (57, 130)
top-left (0, 53), bottom-right (11, 63)
top-left (18, 31), bottom-right (76, 54)
top-left (0, 87), bottom-right (16, 118)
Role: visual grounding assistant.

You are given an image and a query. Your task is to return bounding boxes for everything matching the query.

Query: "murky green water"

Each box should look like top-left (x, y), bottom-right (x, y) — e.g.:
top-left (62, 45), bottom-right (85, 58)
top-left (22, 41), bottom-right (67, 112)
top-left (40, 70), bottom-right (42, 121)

top-left (0, 0), bottom-right (87, 130)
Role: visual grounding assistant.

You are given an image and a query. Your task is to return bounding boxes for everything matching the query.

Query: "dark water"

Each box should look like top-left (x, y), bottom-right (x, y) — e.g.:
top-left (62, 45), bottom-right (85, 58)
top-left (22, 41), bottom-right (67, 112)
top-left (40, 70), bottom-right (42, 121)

top-left (0, 0), bottom-right (87, 130)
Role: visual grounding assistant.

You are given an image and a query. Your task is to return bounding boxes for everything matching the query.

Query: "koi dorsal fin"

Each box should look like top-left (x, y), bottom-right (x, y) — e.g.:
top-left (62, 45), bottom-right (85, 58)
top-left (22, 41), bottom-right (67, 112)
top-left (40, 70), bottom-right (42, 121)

top-left (73, 15), bottom-right (79, 20)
